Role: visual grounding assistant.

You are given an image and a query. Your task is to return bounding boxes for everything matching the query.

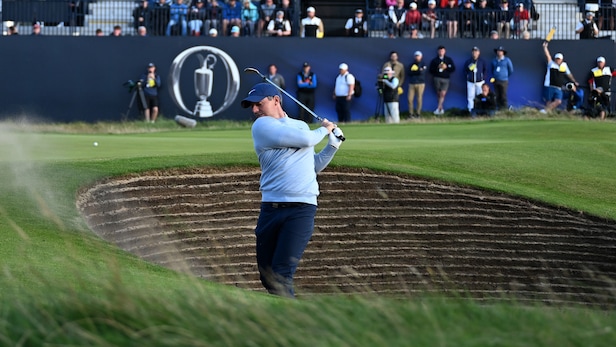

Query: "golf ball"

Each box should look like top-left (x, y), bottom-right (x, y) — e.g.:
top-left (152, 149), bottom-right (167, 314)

top-left (93, 142), bottom-right (99, 147)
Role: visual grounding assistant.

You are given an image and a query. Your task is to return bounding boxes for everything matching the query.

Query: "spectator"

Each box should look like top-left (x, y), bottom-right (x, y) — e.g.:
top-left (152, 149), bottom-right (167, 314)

top-left (7, 26), bottom-right (19, 35)
top-left (278, 0), bottom-right (294, 24)
top-left (152, 0), bottom-right (171, 36)
top-left (241, 0), bottom-right (259, 36)
top-left (382, 51), bottom-right (405, 89)
top-left (576, 12), bottom-right (599, 39)
top-left (521, 30), bottom-right (531, 39)
top-left (489, 29), bottom-right (499, 39)
top-left (166, 0), bottom-right (189, 36)
top-left (443, 0), bottom-right (459, 39)
top-left (598, 0), bottom-right (615, 30)
top-left (222, 0), bottom-right (242, 36)
top-left (407, 50), bottom-right (427, 118)
top-left (429, 45), bottom-right (456, 115)
top-left (267, 64), bottom-right (285, 89)
top-left (409, 24), bottom-right (424, 38)
top-left (188, 0), bottom-right (207, 36)
top-left (540, 42), bottom-right (579, 113)
top-left (95, 28), bottom-right (104, 36)
top-left (475, 0), bottom-right (495, 38)
top-left (32, 22), bottom-right (43, 36)
top-left (472, 83), bottom-right (497, 118)
top-left (491, 46), bottom-right (514, 110)
top-left (139, 63), bottom-right (162, 123)
top-left (204, 0), bottom-right (222, 33)
top-left (495, 0), bottom-right (512, 39)
top-left (345, 9), bottom-right (368, 37)
top-left (379, 66), bottom-right (401, 123)
top-left (109, 25), bottom-right (122, 36)
top-left (296, 62), bottom-right (318, 123)
top-left (208, 27), bottom-right (219, 37)
top-left (230, 25), bottom-right (241, 36)
top-left (405, 2), bottom-right (422, 34)
top-left (512, 3), bottom-right (529, 37)
top-left (464, 46), bottom-right (488, 114)
top-left (387, 0), bottom-right (407, 38)
top-left (460, 0), bottom-right (476, 38)
top-left (257, 0), bottom-right (277, 37)
top-left (333, 63), bottom-right (355, 123)
top-left (421, 0), bottom-right (439, 39)
top-left (300, 6), bottom-right (324, 38)
top-left (369, 4), bottom-right (390, 38)
top-left (133, 0), bottom-right (152, 33)
top-left (267, 10), bottom-right (292, 36)
top-left (137, 25), bottom-right (148, 36)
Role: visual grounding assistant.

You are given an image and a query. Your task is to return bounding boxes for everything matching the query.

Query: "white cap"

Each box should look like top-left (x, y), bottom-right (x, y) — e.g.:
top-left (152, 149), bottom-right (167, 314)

top-left (428, 0), bottom-right (436, 4)
top-left (231, 26), bottom-right (240, 33)
top-left (410, 2), bottom-right (417, 8)
top-left (307, 6), bottom-right (315, 12)
top-left (597, 56), bottom-right (606, 63)
top-left (208, 28), bottom-right (217, 35)
top-left (554, 53), bottom-right (564, 60)
top-left (339, 63), bottom-right (348, 70)
top-left (414, 50), bottom-right (422, 56)
top-left (586, 11), bottom-right (594, 17)
top-left (383, 66), bottom-right (393, 73)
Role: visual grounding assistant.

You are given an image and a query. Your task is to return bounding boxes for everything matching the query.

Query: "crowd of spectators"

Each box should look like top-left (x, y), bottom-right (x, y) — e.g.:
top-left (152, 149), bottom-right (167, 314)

top-left (127, 0), bottom-right (540, 39)
top-left (367, 0), bottom-right (541, 39)
top-left (3, 0), bottom-right (614, 39)
top-left (130, 0), bottom-right (295, 37)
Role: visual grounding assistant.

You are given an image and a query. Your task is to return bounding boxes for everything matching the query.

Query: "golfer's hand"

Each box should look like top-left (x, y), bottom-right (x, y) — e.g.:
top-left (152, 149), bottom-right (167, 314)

top-left (321, 119), bottom-right (335, 133)
top-left (329, 131), bottom-right (343, 149)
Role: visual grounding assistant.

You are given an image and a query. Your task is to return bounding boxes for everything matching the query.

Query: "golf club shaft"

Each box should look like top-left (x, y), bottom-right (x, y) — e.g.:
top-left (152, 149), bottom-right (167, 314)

top-left (244, 67), bottom-right (345, 141)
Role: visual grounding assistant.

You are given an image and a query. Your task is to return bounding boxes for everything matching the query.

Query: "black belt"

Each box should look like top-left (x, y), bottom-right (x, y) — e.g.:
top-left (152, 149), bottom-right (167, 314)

top-left (263, 202), bottom-right (308, 208)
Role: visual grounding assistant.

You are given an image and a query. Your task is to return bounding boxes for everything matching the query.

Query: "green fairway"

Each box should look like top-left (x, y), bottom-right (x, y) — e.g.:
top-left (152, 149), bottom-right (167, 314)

top-left (1, 119), bottom-right (615, 346)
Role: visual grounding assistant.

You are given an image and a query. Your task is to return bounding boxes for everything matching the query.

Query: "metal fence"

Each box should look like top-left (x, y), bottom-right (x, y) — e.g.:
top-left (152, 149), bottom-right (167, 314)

top-left (1, 0), bottom-right (615, 40)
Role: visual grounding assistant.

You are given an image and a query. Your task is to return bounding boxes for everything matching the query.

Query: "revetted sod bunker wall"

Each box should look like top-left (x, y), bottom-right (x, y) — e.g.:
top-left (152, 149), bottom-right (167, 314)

top-left (76, 167), bottom-right (616, 307)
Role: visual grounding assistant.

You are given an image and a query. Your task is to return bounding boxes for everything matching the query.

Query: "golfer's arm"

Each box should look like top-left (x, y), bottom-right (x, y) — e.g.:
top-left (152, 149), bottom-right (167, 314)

top-left (314, 145), bottom-right (337, 173)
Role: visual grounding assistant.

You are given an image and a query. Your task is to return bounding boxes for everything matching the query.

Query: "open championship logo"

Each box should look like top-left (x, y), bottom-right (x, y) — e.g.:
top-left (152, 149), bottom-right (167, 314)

top-left (168, 46), bottom-right (240, 118)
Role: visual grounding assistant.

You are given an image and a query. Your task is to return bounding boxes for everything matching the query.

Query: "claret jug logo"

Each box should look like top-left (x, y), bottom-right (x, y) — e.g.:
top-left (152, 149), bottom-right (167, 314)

top-left (168, 46), bottom-right (240, 118)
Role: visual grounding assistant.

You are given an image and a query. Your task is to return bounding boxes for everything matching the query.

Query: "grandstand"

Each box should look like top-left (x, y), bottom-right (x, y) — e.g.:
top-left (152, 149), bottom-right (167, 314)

top-left (0, 0), bottom-right (613, 40)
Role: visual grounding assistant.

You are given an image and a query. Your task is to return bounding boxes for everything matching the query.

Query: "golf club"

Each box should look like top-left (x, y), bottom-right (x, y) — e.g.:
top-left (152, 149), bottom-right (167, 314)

top-left (244, 67), bottom-right (345, 141)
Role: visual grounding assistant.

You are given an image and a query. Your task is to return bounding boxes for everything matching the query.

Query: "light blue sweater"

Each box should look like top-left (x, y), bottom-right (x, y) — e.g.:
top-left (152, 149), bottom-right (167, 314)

top-left (251, 115), bottom-right (337, 205)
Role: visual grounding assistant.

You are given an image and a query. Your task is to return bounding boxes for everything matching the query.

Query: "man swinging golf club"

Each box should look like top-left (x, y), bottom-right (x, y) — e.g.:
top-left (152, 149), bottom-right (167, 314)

top-left (241, 82), bottom-right (344, 298)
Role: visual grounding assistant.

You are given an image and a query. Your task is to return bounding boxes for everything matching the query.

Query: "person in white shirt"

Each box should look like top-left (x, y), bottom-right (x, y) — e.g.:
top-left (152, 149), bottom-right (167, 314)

top-left (332, 63), bottom-right (355, 123)
top-left (345, 8), bottom-right (368, 37)
top-left (300, 6), bottom-right (324, 38)
top-left (267, 10), bottom-right (291, 36)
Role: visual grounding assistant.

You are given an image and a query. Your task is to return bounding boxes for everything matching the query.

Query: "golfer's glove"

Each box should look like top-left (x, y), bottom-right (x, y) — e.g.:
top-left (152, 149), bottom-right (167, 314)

top-left (329, 128), bottom-right (344, 149)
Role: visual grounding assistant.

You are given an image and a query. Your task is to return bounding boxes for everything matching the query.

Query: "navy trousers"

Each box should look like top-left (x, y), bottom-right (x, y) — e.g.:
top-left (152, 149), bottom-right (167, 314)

top-left (255, 202), bottom-right (317, 298)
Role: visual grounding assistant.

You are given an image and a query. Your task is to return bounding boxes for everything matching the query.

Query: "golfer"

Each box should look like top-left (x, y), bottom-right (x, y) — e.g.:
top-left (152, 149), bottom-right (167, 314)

top-left (241, 82), bottom-right (343, 298)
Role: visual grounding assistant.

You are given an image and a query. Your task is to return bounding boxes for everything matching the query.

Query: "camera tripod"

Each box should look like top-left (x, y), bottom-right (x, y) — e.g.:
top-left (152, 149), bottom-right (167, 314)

top-left (122, 81), bottom-right (147, 121)
top-left (373, 86), bottom-right (392, 121)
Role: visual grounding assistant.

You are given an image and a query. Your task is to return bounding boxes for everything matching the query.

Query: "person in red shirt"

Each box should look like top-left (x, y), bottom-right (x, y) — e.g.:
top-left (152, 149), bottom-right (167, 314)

top-left (405, 2), bottom-right (422, 33)
top-left (513, 3), bottom-right (530, 37)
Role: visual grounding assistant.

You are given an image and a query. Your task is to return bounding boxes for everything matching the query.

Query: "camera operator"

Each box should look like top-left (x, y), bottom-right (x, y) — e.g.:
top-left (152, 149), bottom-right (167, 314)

top-left (576, 12), bottom-right (599, 39)
top-left (585, 87), bottom-right (610, 120)
top-left (378, 66), bottom-right (400, 123)
top-left (564, 82), bottom-right (584, 112)
top-left (139, 63), bottom-right (161, 123)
